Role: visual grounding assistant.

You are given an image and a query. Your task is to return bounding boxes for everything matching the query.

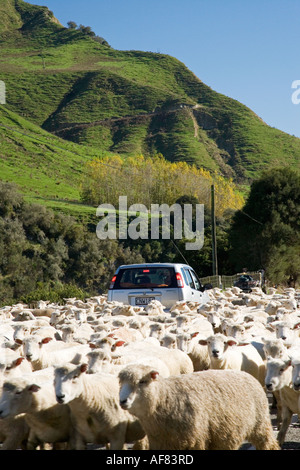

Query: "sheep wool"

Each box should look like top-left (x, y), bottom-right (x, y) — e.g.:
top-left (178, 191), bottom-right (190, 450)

top-left (119, 365), bottom-right (279, 450)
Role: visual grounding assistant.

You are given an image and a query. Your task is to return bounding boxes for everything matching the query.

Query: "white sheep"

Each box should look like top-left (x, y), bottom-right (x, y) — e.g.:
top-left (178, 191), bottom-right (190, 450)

top-left (107, 326), bottom-right (144, 343)
top-left (111, 305), bottom-right (137, 317)
top-left (271, 320), bottom-right (300, 348)
top-left (279, 297), bottom-right (298, 311)
top-left (86, 349), bottom-right (118, 375)
top-left (12, 318), bottom-right (51, 343)
top-left (265, 356), bottom-right (300, 447)
top-left (111, 340), bottom-right (193, 376)
top-left (11, 310), bottom-right (36, 322)
top-left (188, 315), bottom-right (214, 333)
top-left (199, 333), bottom-right (266, 386)
top-left (262, 338), bottom-right (288, 359)
top-left (206, 311), bottom-right (223, 333)
top-left (148, 322), bottom-right (165, 340)
top-left (0, 322), bottom-right (16, 344)
top-left (289, 350), bottom-right (300, 392)
top-left (160, 333), bottom-right (177, 349)
top-left (60, 322), bottom-right (94, 344)
top-left (0, 413), bottom-right (29, 450)
top-left (176, 331), bottom-right (211, 371)
top-left (118, 364), bottom-right (279, 450)
top-left (86, 348), bottom-right (170, 378)
top-left (0, 349), bottom-right (32, 378)
top-left (169, 301), bottom-right (191, 315)
top-left (22, 336), bottom-right (90, 370)
top-left (0, 370), bottom-right (72, 450)
top-left (127, 317), bottom-right (150, 338)
top-left (144, 299), bottom-right (166, 315)
top-left (54, 363), bottom-right (146, 450)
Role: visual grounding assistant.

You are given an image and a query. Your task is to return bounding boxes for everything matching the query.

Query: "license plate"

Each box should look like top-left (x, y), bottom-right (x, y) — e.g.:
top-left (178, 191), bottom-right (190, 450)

top-left (135, 297), bottom-right (155, 305)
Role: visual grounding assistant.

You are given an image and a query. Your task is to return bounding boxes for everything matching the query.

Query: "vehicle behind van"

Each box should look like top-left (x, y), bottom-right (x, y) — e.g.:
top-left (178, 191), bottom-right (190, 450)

top-left (107, 263), bottom-right (210, 309)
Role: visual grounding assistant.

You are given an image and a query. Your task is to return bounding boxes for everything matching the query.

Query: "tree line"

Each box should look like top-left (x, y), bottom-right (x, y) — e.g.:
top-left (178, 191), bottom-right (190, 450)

top-left (0, 166), bottom-right (298, 306)
top-left (80, 154), bottom-right (244, 217)
top-left (67, 21), bottom-right (110, 46)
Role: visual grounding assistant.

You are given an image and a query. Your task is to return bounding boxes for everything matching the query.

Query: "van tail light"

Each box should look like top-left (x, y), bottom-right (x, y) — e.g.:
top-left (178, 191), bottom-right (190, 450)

top-left (176, 272), bottom-right (184, 288)
top-left (109, 275), bottom-right (117, 289)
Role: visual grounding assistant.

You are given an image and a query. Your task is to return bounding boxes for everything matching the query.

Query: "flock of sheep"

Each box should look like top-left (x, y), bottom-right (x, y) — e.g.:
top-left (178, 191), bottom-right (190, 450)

top-left (0, 284), bottom-right (299, 450)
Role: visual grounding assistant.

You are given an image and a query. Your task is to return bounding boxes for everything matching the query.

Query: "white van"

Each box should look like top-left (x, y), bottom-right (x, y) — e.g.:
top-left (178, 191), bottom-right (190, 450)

top-left (107, 263), bottom-right (210, 309)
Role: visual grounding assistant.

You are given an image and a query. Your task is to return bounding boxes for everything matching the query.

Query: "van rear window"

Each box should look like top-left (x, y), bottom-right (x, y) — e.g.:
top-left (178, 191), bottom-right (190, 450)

top-left (113, 267), bottom-right (177, 289)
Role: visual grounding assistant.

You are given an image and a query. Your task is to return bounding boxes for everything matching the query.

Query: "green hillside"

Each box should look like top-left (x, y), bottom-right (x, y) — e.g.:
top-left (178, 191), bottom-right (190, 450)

top-left (0, 104), bottom-right (106, 219)
top-left (1, 0), bottom-right (300, 188)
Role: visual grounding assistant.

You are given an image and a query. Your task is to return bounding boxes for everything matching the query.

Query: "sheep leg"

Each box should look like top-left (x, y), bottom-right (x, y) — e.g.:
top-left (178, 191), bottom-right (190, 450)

top-left (277, 405), bottom-right (293, 447)
top-left (68, 428), bottom-right (86, 450)
top-left (272, 391), bottom-right (282, 430)
top-left (109, 430), bottom-right (126, 450)
top-left (1, 436), bottom-right (27, 450)
top-left (26, 431), bottom-right (40, 450)
top-left (109, 438), bottom-right (126, 450)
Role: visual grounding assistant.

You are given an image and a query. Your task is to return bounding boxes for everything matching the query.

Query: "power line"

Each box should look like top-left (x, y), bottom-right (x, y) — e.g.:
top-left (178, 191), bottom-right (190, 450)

top-left (170, 238), bottom-right (190, 265)
top-left (239, 210), bottom-right (264, 225)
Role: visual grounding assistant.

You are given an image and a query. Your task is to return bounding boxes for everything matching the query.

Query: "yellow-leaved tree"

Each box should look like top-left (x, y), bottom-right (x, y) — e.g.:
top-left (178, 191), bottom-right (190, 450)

top-left (80, 154), bottom-right (244, 216)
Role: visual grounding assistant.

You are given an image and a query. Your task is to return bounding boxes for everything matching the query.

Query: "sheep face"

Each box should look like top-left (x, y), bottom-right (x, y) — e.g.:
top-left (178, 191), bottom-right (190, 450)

top-left (262, 338), bottom-right (286, 359)
top-left (227, 324), bottom-right (245, 340)
top-left (175, 333), bottom-right (190, 352)
top-left (207, 312), bottom-right (221, 330)
top-left (54, 363), bottom-right (88, 404)
top-left (86, 350), bottom-right (110, 374)
top-left (160, 334), bottom-right (176, 349)
top-left (50, 311), bottom-right (64, 326)
top-left (149, 323), bottom-right (164, 339)
top-left (23, 336), bottom-right (52, 362)
top-left (119, 365), bottom-right (159, 413)
top-left (199, 334), bottom-right (237, 360)
top-left (291, 358), bottom-right (300, 391)
top-left (265, 357), bottom-right (292, 392)
top-left (0, 379), bottom-right (40, 418)
top-left (13, 324), bottom-right (31, 343)
top-left (274, 322), bottom-right (300, 347)
top-left (0, 356), bottom-right (27, 378)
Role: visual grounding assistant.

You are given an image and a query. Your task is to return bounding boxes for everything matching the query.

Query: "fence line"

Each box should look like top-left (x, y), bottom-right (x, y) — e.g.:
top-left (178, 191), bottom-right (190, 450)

top-left (200, 271), bottom-right (262, 289)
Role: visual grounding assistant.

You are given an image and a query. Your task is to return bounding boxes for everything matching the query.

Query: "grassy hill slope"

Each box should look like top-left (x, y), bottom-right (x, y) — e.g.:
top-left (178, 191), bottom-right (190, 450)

top-left (0, 104), bottom-right (106, 220)
top-left (0, 0), bottom-right (300, 186)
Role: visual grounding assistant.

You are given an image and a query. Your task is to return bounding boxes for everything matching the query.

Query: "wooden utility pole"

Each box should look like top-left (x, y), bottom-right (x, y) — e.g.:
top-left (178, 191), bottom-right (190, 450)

top-left (211, 184), bottom-right (218, 277)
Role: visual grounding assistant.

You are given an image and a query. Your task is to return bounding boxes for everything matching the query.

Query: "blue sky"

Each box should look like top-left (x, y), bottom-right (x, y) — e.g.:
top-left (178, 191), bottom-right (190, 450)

top-left (28, 0), bottom-right (300, 138)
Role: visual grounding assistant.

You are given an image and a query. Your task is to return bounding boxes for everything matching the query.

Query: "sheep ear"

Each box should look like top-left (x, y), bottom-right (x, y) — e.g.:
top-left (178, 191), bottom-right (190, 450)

top-left (13, 357), bottom-right (24, 368)
top-left (114, 340), bottom-right (127, 348)
top-left (191, 332), bottom-right (199, 338)
top-left (285, 359), bottom-right (292, 368)
top-left (237, 341), bottom-right (250, 346)
top-left (41, 337), bottom-right (53, 345)
top-left (226, 338), bottom-right (238, 347)
top-left (28, 384), bottom-right (41, 393)
top-left (80, 363), bottom-right (88, 374)
top-left (293, 323), bottom-right (300, 330)
top-left (198, 339), bottom-right (208, 345)
top-left (150, 371), bottom-right (159, 380)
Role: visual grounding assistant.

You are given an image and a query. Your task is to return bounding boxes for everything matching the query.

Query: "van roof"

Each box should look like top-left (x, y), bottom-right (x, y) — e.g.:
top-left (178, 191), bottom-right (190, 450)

top-left (116, 263), bottom-right (192, 270)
